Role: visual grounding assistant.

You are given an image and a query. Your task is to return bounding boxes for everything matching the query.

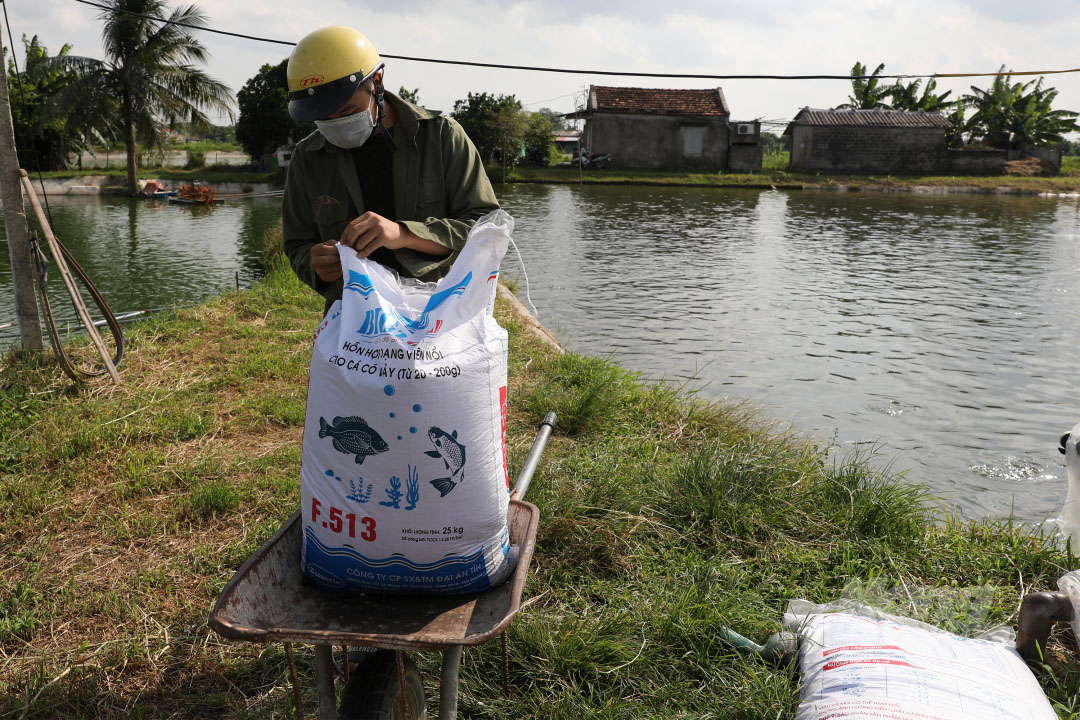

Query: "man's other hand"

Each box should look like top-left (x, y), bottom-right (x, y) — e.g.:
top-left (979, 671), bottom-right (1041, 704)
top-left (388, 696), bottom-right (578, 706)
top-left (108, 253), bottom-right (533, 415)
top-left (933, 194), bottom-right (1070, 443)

top-left (311, 241), bottom-right (343, 283)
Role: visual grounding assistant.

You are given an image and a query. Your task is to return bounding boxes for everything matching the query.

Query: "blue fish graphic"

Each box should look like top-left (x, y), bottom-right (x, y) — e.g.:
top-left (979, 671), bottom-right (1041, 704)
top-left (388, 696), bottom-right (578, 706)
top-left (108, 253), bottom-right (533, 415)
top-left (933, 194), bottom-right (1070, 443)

top-left (319, 416), bottom-right (389, 465)
top-left (425, 426), bottom-right (466, 497)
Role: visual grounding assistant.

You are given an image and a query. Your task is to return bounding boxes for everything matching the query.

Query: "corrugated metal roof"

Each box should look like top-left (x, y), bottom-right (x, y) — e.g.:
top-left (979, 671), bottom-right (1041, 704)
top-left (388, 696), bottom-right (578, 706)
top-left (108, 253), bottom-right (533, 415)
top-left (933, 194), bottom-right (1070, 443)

top-left (788, 108), bottom-right (951, 129)
top-left (571, 86), bottom-right (730, 117)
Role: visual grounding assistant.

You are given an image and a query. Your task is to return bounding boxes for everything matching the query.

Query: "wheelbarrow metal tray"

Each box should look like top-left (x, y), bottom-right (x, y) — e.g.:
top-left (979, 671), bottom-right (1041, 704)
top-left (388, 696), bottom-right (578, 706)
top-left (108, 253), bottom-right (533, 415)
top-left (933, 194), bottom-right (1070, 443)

top-left (209, 500), bottom-right (539, 652)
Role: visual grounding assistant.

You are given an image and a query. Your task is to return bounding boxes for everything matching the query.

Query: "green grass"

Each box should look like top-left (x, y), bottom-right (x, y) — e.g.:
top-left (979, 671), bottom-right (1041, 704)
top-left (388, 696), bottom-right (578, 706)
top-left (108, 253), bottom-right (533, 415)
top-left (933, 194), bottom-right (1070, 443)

top-left (1, 232), bottom-right (1078, 717)
top-left (499, 158), bottom-right (1080, 193)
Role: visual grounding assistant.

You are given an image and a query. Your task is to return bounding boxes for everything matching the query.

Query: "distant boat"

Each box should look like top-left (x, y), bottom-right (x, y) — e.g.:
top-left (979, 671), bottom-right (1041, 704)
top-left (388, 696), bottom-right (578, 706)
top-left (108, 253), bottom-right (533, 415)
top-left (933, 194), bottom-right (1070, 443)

top-left (168, 195), bottom-right (223, 205)
top-left (141, 190), bottom-right (177, 198)
top-left (169, 182), bottom-right (223, 205)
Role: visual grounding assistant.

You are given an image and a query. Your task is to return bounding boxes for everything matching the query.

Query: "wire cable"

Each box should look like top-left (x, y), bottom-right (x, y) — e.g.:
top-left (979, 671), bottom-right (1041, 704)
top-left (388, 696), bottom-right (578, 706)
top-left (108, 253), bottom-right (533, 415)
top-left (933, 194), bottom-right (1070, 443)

top-left (506, 236), bottom-right (539, 318)
top-left (69, 0), bottom-right (1080, 83)
top-left (2, 0), bottom-right (56, 227)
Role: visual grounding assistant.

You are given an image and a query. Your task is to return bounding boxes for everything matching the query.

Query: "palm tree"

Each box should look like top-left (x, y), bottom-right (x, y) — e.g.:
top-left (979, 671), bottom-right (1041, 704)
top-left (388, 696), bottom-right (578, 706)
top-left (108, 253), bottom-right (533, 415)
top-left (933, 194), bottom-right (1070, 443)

top-left (9, 35), bottom-right (95, 170)
top-left (837, 62), bottom-right (892, 110)
top-left (56, 0), bottom-right (234, 192)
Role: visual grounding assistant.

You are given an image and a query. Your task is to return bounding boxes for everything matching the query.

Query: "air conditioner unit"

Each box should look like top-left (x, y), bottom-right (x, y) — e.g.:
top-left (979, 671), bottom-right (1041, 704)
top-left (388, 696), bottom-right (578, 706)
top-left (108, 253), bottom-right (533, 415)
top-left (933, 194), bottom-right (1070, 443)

top-left (736, 123), bottom-right (755, 135)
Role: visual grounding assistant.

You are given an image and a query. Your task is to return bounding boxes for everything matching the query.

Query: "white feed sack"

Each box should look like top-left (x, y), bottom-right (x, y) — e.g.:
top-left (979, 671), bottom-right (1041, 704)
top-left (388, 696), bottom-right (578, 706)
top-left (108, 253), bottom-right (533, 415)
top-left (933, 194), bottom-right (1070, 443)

top-left (300, 211), bottom-right (515, 594)
top-left (784, 600), bottom-right (1056, 720)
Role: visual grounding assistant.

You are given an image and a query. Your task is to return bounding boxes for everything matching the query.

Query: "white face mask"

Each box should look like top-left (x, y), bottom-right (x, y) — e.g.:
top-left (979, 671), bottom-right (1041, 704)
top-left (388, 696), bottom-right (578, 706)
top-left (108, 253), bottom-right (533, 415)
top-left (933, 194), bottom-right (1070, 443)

top-left (315, 95), bottom-right (376, 149)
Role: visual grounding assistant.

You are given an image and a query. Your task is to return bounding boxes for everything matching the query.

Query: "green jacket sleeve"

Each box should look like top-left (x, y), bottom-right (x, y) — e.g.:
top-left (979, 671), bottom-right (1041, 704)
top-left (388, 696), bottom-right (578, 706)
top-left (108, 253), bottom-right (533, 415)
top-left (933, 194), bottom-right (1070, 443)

top-left (395, 116), bottom-right (500, 281)
top-left (281, 144), bottom-right (332, 299)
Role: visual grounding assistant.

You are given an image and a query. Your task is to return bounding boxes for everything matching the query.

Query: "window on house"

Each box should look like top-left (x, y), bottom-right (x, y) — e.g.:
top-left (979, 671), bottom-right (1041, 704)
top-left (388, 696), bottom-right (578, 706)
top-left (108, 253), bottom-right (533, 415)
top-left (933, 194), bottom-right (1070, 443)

top-left (681, 126), bottom-right (705, 157)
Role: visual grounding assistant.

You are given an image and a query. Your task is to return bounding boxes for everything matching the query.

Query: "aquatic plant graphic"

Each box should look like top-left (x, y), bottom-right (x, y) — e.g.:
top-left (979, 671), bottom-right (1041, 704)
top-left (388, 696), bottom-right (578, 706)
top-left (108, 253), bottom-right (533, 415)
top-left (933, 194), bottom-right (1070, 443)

top-left (405, 465), bottom-right (419, 510)
top-left (380, 476), bottom-right (403, 508)
top-left (347, 478), bottom-right (373, 504)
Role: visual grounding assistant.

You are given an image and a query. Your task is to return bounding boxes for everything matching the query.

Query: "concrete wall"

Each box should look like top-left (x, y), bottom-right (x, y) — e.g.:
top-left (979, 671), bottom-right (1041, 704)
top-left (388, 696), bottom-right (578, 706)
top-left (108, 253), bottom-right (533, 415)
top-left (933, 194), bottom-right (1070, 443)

top-left (790, 126), bottom-right (946, 173)
top-left (585, 114), bottom-right (729, 170)
top-left (728, 144), bottom-right (763, 172)
top-left (1010, 147), bottom-right (1063, 173)
top-left (944, 149), bottom-right (1007, 174)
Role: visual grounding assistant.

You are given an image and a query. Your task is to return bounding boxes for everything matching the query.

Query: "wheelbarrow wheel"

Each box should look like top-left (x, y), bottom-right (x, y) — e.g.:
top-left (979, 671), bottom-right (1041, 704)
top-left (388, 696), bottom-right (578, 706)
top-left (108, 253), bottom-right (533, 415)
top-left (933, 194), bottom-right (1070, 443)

top-left (339, 650), bottom-right (426, 720)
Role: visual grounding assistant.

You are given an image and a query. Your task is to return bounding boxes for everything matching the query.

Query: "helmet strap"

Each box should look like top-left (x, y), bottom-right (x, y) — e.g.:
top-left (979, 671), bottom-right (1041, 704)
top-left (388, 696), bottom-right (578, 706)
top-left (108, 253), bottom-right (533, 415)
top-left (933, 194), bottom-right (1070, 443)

top-left (373, 80), bottom-right (398, 153)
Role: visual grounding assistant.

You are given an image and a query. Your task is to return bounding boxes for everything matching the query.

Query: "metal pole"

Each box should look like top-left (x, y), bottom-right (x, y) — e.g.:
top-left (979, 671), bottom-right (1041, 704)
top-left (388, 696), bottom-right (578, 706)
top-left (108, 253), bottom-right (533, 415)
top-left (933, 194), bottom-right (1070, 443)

top-left (510, 412), bottom-right (557, 502)
top-left (0, 21), bottom-right (43, 352)
top-left (439, 645), bottom-right (463, 720)
top-left (313, 644), bottom-right (336, 720)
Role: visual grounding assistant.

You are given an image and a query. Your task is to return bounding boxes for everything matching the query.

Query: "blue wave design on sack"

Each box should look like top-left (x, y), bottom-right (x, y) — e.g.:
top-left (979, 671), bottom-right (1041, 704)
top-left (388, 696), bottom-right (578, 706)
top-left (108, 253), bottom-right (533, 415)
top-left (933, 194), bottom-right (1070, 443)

top-left (344, 271), bottom-right (376, 298)
top-left (350, 271), bottom-right (474, 339)
top-left (302, 528), bottom-right (495, 593)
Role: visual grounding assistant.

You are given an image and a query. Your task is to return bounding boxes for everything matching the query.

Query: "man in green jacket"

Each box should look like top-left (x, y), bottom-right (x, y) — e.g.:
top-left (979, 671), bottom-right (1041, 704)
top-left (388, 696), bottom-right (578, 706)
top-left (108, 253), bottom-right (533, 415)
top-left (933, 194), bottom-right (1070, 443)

top-left (282, 26), bottom-right (499, 314)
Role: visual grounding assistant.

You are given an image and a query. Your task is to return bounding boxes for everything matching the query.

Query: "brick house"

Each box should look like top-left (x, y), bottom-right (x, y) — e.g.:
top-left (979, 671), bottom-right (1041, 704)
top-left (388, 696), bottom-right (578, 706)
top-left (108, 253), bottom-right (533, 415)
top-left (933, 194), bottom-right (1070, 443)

top-left (565, 85), bottom-right (754, 171)
top-left (783, 108), bottom-right (952, 173)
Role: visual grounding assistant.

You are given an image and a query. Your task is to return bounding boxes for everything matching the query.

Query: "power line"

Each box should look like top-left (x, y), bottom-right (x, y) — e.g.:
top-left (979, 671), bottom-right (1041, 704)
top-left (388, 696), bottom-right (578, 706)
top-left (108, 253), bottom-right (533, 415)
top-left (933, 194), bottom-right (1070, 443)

top-left (69, 0), bottom-right (1080, 83)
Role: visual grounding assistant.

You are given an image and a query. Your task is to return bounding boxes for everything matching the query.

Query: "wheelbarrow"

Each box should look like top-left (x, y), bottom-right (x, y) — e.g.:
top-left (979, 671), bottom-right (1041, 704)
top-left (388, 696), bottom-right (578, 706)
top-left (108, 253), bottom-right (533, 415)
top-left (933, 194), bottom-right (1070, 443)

top-left (209, 412), bottom-right (556, 719)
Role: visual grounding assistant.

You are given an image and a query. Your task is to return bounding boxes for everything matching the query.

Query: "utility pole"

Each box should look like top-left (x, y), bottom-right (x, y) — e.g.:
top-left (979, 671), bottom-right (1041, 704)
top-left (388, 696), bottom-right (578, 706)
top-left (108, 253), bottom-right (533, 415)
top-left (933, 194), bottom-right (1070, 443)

top-left (0, 20), bottom-right (43, 352)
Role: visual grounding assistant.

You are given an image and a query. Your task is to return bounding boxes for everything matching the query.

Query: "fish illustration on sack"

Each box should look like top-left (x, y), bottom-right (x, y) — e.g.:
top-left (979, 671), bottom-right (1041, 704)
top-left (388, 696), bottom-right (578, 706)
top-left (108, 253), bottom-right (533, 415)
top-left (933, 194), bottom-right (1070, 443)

top-left (319, 416), bottom-right (389, 464)
top-left (426, 426), bottom-right (466, 497)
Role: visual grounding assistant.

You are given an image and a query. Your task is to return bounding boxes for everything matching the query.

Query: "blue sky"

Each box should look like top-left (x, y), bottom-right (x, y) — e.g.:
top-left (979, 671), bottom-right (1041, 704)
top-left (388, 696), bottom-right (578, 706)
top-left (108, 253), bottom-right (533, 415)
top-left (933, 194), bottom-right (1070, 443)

top-left (8, 0), bottom-right (1080, 134)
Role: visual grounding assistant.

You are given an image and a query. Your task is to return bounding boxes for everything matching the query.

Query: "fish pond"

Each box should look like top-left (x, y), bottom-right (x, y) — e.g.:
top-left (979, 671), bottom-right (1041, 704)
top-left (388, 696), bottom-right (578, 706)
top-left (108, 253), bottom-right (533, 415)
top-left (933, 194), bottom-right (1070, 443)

top-left (1, 187), bottom-right (1078, 523)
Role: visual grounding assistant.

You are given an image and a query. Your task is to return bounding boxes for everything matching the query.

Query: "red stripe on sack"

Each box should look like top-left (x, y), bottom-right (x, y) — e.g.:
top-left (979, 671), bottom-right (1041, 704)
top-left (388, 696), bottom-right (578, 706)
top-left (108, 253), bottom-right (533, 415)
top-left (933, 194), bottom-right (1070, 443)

top-left (822, 659), bottom-right (918, 671)
top-left (500, 386), bottom-right (509, 489)
top-left (823, 645), bottom-right (905, 656)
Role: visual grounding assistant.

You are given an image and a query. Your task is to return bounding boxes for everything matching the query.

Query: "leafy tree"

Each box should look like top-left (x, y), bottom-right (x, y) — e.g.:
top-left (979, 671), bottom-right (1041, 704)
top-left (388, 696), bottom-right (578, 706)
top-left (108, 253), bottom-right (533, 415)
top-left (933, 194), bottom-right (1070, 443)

top-left (397, 86), bottom-right (420, 105)
top-left (451, 92), bottom-right (523, 163)
top-left (838, 62), bottom-right (892, 110)
top-left (945, 102), bottom-right (968, 149)
top-left (55, 0), bottom-right (235, 193)
top-left (759, 131), bottom-right (789, 154)
top-left (887, 77), bottom-right (953, 113)
top-left (522, 112), bottom-right (555, 166)
top-left (235, 59), bottom-right (313, 160)
top-left (6, 35), bottom-right (100, 170)
top-left (535, 107), bottom-right (567, 131)
top-left (963, 68), bottom-right (1080, 151)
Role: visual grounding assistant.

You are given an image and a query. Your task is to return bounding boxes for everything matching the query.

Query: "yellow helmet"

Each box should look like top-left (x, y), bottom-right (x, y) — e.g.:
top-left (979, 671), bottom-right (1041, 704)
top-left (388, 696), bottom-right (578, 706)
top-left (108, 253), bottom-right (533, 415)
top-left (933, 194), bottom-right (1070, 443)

top-left (287, 26), bottom-right (384, 122)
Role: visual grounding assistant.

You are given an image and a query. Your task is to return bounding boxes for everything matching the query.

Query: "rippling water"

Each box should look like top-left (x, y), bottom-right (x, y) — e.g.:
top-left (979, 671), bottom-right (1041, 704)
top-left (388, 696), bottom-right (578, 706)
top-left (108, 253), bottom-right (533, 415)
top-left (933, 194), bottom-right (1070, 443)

top-left (0, 195), bottom-right (281, 331)
top-left (497, 185), bottom-right (1080, 522)
top-left (2, 187), bottom-right (1078, 522)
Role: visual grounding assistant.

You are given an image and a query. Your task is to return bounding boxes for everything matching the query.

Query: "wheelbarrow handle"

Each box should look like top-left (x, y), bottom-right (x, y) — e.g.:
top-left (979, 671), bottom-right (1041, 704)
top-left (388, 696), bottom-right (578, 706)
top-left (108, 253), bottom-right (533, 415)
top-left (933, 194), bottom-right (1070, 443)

top-left (510, 412), bottom-right (557, 502)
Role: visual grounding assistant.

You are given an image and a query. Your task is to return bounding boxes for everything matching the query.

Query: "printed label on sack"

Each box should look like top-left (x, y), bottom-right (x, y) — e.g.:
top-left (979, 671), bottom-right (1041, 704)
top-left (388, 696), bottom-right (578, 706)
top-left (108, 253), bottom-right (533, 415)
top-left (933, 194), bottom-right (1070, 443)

top-left (300, 212), bottom-right (513, 594)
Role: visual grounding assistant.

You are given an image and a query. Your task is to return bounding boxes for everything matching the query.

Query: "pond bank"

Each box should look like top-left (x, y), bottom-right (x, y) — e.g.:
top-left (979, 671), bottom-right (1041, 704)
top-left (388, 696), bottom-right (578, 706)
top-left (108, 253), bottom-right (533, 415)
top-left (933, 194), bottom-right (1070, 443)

top-left (25, 162), bottom-right (1080, 197)
top-left (501, 166), bottom-right (1080, 196)
top-left (21, 175), bottom-right (280, 197)
top-left (1, 255), bottom-right (1077, 717)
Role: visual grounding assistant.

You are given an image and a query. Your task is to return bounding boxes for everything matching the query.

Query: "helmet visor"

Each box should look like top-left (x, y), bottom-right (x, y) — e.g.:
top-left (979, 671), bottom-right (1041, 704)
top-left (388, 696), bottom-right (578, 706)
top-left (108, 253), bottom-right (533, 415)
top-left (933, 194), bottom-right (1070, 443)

top-left (288, 72), bottom-right (365, 122)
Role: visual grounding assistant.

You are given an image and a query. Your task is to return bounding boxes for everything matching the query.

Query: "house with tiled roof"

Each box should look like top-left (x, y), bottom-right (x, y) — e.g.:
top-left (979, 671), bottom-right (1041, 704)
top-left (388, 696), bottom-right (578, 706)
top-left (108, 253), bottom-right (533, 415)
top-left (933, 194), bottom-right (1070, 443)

top-left (783, 108), bottom-right (964, 173)
top-left (565, 85), bottom-right (760, 171)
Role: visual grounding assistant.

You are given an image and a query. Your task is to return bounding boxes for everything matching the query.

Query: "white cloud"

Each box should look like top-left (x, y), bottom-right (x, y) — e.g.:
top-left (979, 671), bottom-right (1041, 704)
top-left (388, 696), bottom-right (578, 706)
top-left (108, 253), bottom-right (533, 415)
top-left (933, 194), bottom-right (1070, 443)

top-left (2, 0), bottom-right (1078, 132)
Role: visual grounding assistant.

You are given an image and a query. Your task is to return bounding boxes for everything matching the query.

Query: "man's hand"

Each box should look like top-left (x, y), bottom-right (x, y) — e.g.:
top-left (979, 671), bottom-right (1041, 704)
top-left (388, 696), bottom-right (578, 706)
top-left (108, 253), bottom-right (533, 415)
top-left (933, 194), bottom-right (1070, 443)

top-left (341, 212), bottom-right (409, 259)
top-left (341, 211), bottom-right (452, 259)
top-left (310, 241), bottom-right (343, 283)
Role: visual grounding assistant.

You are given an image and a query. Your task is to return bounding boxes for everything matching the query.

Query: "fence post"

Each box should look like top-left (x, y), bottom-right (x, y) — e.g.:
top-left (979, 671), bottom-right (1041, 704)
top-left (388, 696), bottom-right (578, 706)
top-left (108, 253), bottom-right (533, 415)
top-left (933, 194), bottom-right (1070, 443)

top-left (0, 20), bottom-right (43, 352)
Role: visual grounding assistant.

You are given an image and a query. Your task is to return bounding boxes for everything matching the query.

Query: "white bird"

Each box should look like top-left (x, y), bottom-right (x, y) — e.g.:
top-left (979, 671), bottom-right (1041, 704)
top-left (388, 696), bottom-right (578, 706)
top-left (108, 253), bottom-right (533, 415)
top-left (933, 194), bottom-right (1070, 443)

top-left (1055, 422), bottom-right (1080, 550)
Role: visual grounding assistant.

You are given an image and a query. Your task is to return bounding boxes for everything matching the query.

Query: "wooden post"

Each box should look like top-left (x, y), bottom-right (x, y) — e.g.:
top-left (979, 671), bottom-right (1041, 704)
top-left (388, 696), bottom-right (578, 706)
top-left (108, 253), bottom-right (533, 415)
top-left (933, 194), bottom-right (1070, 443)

top-left (0, 22), bottom-right (43, 352)
top-left (577, 136), bottom-right (583, 186)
